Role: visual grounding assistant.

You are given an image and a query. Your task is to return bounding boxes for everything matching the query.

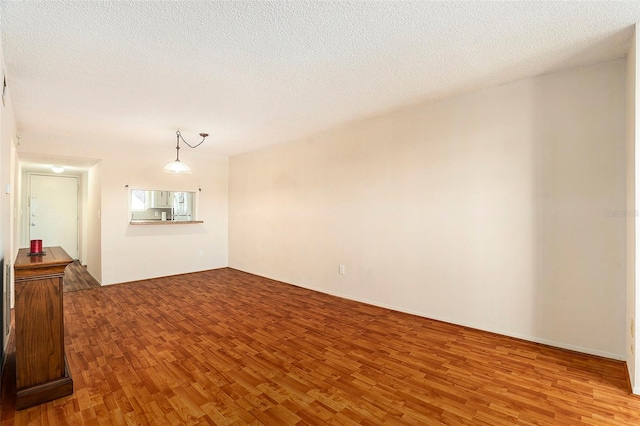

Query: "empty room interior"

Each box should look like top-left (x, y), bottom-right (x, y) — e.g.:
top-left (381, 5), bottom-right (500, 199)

top-left (2, 1), bottom-right (640, 424)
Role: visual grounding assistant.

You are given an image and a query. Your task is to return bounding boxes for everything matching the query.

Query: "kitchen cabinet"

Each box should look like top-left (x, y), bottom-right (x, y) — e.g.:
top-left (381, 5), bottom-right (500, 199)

top-left (151, 191), bottom-right (173, 208)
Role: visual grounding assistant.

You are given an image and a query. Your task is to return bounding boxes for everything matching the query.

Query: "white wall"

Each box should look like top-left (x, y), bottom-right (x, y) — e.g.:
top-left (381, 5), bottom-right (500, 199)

top-left (0, 28), bottom-right (17, 360)
top-left (87, 162), bottom-right (102, 282)
top-left (229, 59), bottom-right (627, 360)
top-left (628, 26), bottom-right (640, 393)
top-left (80, 171), bottom-right (88, 264)
top-left (17, 136), bottom-right (228, 285)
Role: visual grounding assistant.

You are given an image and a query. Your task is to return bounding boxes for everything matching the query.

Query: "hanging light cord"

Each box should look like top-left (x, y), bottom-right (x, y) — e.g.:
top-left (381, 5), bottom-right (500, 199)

top-left (176, 130), bottom-right (208, 149)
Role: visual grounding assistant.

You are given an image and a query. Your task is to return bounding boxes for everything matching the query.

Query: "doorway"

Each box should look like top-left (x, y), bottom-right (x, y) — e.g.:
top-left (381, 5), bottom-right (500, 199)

top-left (29, 174), bottom-right (79, 259)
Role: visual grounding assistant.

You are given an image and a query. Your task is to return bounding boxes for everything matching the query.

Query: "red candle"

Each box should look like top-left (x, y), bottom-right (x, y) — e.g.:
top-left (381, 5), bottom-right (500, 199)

top-left (30, 239), bottom-right (42, 254)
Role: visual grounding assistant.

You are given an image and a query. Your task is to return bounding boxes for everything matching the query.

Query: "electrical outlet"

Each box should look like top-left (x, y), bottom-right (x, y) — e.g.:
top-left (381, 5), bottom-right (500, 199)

top-left (198, 249), bottom-right (204, 257)
top-left (339, 265), bottom-right (345, 275)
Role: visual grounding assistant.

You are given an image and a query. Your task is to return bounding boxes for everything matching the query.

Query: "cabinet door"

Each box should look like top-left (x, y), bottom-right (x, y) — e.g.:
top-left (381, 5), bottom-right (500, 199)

top-left (151, 191), bottom-right (170, 208)
top-left (15, 277), bottom-right (64, 389)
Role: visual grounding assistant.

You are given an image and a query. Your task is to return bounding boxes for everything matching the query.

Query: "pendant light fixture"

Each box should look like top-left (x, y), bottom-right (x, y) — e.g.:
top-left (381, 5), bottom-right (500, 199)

top-left (163, 130), bottom-right (208, 174)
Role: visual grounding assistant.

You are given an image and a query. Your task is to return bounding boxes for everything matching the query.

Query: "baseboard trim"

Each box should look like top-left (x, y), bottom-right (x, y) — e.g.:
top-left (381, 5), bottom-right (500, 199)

top-left (16, 356), bottom-right (73, 410)
top-left (229, 267), bottom-right (625, 362)
top-left (317, 286), bottom-right (624, 361)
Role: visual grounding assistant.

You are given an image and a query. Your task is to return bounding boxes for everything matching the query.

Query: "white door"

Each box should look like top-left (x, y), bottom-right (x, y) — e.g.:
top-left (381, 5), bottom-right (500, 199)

top-left (29, 175), bottom-right (79, 259)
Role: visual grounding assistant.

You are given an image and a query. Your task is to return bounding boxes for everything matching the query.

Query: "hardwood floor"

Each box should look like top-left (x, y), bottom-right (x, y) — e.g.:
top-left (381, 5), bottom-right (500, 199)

top-left (1, 267), bottom-right (640, 424)
top-left (63, 261), bottom-right (101, 293)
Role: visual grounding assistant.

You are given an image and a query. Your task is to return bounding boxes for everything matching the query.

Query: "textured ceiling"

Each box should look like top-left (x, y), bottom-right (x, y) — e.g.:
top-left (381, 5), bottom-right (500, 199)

top-left (1, 1), bottom-right (639, 157)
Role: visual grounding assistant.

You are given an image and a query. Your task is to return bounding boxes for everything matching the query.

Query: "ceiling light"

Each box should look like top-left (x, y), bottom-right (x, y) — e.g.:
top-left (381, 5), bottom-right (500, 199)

top-left (51, 166), bottom-right (64, 173)
top-left (163, 130), bottom-right (208, 175)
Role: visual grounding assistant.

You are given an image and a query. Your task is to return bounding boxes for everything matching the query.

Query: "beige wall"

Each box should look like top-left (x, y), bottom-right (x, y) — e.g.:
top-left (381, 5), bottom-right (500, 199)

top-left (17, 135), bottom-right (228, 285)
top-left (230, 59), bottom-right (627, 359)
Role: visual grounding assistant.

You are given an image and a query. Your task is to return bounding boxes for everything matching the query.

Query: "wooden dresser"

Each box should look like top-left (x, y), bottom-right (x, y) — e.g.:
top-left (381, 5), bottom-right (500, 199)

top-left (14, 246), bottom-right (73, 410)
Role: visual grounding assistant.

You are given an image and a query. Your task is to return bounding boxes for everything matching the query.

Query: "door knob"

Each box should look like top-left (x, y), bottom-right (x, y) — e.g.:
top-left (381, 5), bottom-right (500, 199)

top-left (31, 223), bottom-right (36, 226)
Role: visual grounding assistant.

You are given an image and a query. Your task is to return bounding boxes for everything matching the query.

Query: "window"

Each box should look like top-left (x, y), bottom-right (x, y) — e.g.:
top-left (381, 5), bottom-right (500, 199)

top-left (131, 189), bottom-right (147, 211)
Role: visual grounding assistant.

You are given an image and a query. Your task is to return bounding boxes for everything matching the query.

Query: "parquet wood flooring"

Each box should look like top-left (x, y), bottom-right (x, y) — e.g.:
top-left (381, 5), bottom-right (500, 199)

top-left (1, 267), bottom-right (640, 424)
top-left (63, 261), bottom-right (100, 293)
